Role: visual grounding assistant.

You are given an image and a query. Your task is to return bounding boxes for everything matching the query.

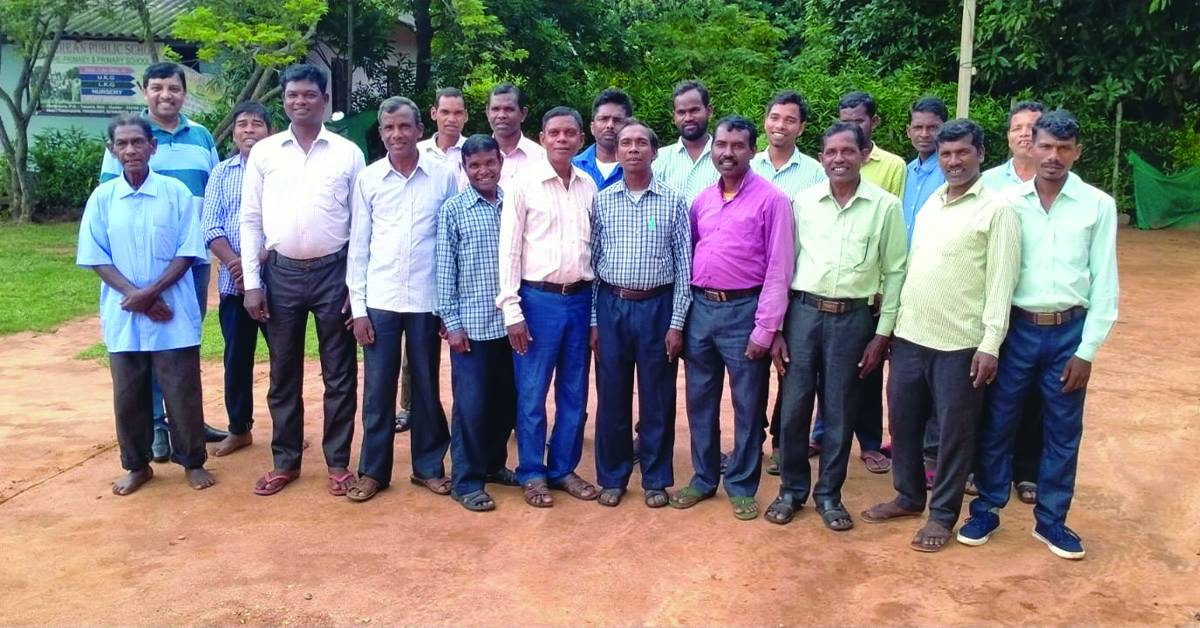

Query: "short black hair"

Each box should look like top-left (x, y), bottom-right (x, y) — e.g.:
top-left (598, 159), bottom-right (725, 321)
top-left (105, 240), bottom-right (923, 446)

top-left (714, 115), bottom-right (757, 147)
top-left (231, 101), bottom-right (271, 129)
top-left (379, 96), bottom-right (422, 126)
top-left (107, 113), bottom-right (153, 142)
top-left (820, 121), bottom-right (869, 151)
top-left (542, 106), bottom-right (583, 131)
top-left (461, 133), bottom-right (501, 162)
top-left (143, 62), bottom-right (186, 91)
top-left (766, 90), bottom-right (811, 123)
top-left (489, 83), bottom-right (526, 109)
top-left (593, 88), bottom-right (634, 117)
top-left (1032, 110), bottom-right (1081, 143)
top-left (618, 118), bottom-right (659, 151)
top-left (1008, 100), bottom-right (1046, 127)
top-left (433, 87), bottom-right (465, 109)
top-left (935, 118), bottom-right (985, 151)
top-left (909, 96), bottom-right (949, 124)
top-left (838, 91), bottom-right (877, 117)
top-left (672, 80), bottom-right (711, 108)
top-left (280, 64), bottom-right (328, 95)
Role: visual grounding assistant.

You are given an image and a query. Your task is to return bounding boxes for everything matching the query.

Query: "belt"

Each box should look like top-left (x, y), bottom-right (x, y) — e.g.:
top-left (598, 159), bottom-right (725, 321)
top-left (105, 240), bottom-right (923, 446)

top-left (791, 291), bottom-right (869, 314)
top-left (521, 279), bottom-right (590, 295)
top-left (603, 282), bottom-right (672, 301)
top-left (268, 247), bottom-right (347, 270)
top-left (693, 286), bottom-right (762, 302)
top-left (1012, 305), bottom-right (1086, 326)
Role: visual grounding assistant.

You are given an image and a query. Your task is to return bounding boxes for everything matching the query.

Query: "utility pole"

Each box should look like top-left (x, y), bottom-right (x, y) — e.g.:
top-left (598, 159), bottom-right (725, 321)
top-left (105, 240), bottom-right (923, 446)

top-left (956, 0), bottom-right (977, 119)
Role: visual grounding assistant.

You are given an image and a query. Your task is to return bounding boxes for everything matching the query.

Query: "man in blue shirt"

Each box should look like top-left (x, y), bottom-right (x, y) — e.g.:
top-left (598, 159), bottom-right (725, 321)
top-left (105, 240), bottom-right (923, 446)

top-left (901, 97), bottom-right (950, 245)
top-left (573, 89), bottom-right (633, 191)
top-left (77, 114), bottom-right (216, 495)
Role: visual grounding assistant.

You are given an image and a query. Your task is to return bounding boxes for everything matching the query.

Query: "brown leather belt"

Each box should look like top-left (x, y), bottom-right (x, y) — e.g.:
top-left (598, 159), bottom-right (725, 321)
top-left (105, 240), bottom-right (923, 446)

top-left (791, 290), bottom-right (869, 314)
top-left (693, 286), bottom-right (762, 303)
top-left (603, 282), bottom-right (672, 301)
top-left (1012, 305), bottom-right (1086, 326)
top-left (522, 279), bottom-right (590, 295)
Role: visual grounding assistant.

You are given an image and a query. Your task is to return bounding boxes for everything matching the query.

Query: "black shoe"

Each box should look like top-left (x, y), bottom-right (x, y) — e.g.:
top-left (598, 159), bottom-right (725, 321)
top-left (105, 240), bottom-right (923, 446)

top-left (484, 467), bottom-right (520, 487)
top-left (204, 424), bottom-right (230, 443)
top-left (152, 428), bottom-right (170, 462)
top-left (395, 410), bottom-right (411, 433)
top-left (720, 451), bottom-right (730, 475)
top-left (632, 435), bottom-right (641, 465)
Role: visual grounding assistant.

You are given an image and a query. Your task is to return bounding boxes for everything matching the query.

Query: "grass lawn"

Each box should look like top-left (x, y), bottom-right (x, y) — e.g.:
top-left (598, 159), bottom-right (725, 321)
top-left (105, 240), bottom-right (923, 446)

top-left (74, 314), bottom-right (324, 366)
top-left (0, 222), bottom-right (98, 335)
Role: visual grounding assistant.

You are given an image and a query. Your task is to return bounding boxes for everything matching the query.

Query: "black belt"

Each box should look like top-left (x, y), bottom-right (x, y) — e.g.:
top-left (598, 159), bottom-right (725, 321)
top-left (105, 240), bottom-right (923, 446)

top-left (693, 286), bottom-right (762, 302)
top-left (603, 282), bottom-right (672, 301)
top-left (1012, 305), bottom-right (1086, 326)
top-left (268, 247), bottom-right (347, 270)
top-left (522, 279), bottom-right (590, 295)
top-left (791, 291), bottom-right (869, 314)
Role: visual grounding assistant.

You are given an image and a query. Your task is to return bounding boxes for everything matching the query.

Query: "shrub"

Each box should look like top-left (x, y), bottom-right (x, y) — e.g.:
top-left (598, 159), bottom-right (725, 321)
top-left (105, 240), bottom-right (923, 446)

top-left (29, 128), bottom-right (106, 218)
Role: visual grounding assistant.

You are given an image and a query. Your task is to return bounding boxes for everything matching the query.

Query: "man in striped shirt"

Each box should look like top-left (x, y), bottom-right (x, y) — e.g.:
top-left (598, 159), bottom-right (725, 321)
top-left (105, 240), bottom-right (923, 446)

top-left (652, 81), bottom-right (720, 204)
top-left (750, 90), bottom-right (825, 199)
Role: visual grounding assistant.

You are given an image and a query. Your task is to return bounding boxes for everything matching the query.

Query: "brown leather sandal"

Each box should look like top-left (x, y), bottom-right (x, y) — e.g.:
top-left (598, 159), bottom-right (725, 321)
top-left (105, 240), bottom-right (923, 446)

top-left (522, 479), bottom-right (553, 508)
top-left (549, 473), bottom-right (599, 501)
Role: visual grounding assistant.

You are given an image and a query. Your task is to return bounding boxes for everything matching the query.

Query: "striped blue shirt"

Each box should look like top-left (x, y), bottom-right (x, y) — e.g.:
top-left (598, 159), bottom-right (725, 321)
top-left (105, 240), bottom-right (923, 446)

top-left (435, 186), bottom-right (507, 341)
top-left (750, 149), bottom-right (826, 199)
top-left (651, 136), bottom-right (720, 204)
top-left (201, 153), bottom-right (247, 296)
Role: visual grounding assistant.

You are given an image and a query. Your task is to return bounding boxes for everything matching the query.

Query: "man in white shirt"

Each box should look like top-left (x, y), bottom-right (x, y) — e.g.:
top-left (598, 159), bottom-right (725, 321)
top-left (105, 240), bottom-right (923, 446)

top-left (487, 83), bottom-right (546, 188)
top-left (344, 97), bottom-right (458, 502)
top-left (417, 86), bottom-right (469, 189)
top-left (240, 64), bottom-right (366, 497)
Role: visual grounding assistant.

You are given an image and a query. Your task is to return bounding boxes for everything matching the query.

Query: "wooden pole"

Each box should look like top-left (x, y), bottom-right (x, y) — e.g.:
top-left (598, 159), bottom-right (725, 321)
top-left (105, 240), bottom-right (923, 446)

top-left (956, 0), bottom-right (977, 119)
top-left (1112, 100), bottom-right (1123, 199)
top-left (346, 0), bottom-right (354, 113)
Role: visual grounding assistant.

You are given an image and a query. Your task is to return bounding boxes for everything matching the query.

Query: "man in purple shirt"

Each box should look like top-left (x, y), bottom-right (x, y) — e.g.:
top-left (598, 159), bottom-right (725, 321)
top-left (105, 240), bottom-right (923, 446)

top-left (670, 116), bottom-right (796, 520)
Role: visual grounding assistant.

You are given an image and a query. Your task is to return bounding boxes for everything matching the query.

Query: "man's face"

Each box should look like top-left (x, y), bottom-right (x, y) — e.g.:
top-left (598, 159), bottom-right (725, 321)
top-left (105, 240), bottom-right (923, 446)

top-left (232, 112), bottom-right (270, 156)
top-left (712, 125), bottom-right (754, 179)
top-left (1008, 110), bottom-right (1043, 160)
top-left (839, 105), bottom-right (878, 140)
top-left (616, 124), bottom-right (656, 177)
top-left (764, 102), bottom-right (803, 150)
top-left (487, 93), bottom-right (526, 138)
top-left (1032, 130), bottom-right (1082, 183)
top-left (282, 79), bottom-right (328, 126)
top-left (672, 89), bottom-right (712, 142)
top-left (143, 74), bottom-right (185, 121)
top-left (937, 137), bottom-right (984, 188)
top-left (819, 129), bottom-right (867, 185)
top-left (464, 150), bottom-right (502, 196)
top-left (906, 111), bottom-right (943, 158)
top-left (432, 95), bottom-right (467, 140)
top-left (379, 106), bottom-right (423, 158)
top-left (109, 125), bottom-right (157, 175)
top-left (591, 102), bottom-right (629, 154)
top-left (540, 114), bottom-right (584, 167)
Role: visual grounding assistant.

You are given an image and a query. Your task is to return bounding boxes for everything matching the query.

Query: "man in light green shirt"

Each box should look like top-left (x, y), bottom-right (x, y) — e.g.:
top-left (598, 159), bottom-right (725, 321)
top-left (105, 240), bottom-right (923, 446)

top-left (839, 91), bottom-right (906, 197)
top-left (959, 110), bottom-right (1118, 561)
top-left (862, 119), bottom-right (1021, 553)
top-left (765, 121), bottom-right (906, 531)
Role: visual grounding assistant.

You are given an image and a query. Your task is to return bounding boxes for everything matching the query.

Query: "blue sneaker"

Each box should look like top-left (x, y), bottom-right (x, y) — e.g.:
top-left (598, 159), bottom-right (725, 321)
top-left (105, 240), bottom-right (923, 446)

top-left (956, 511), bottom-right (1001, 546)
top-left (1032, 522), bottom-right (1086, 560)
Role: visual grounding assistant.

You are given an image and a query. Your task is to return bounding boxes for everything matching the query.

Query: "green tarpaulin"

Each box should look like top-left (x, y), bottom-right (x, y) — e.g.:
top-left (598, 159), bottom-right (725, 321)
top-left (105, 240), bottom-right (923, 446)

top-left (1130, 151), bottom-right (1200, 230)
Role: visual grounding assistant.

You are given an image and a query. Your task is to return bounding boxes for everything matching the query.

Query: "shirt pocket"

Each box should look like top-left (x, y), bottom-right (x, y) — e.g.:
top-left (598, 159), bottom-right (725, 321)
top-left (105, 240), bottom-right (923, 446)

top-left (843, 233), bottom-right (874, 270)
top-left (152, 213), bottom-right (180, 261)
top-left (315, 172), bottom-right (351, 211)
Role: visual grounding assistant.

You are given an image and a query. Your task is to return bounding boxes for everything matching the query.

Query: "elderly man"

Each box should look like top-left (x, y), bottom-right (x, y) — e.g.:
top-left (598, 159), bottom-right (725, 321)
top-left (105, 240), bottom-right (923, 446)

top-left (574, 88), bottom-right (634, 191)
top-left (488, 83), bottom-right (547, 188)
top-left (652, 81), bottom-right (720, 204)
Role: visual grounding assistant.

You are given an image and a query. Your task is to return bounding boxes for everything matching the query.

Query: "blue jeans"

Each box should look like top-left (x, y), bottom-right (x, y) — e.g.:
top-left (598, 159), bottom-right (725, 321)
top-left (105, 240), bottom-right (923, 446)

top-left (152, 264), bottom-right (211, 430)
top-left (970, 315), bottom-right (1087, 529)
top-left (512, 286), bottom-right (591, 485)
top-left (449, 337), bottom-right (517, 495)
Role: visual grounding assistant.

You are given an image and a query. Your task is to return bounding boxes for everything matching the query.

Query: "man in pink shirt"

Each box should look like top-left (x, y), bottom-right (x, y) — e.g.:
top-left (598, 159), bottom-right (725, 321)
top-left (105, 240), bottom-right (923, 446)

top-left (669, 116), bottom-right (796, 520)
top-left (487, 83), bottom-right (547, 189)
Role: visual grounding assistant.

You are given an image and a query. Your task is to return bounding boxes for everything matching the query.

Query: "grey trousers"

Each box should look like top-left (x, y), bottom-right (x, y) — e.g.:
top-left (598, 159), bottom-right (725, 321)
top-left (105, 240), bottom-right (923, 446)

top-left (110, 346), bottom-right (207, 470)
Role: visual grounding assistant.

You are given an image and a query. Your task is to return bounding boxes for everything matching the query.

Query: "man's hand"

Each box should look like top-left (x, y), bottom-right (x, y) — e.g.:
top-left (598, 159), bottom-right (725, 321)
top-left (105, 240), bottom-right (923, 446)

top-left (507, 321), bottom-right (532, 355)
top-left (589, 326), bottom-right (601, 362)
top-left (665, 328), bottom-right (683, 362)
top-left (145, 298), bottom-right (173, 322)
top-left (341, 295), bottom-right (353, 330)
top-left (352, 316), bottom-right (375, 346)
top-left (438, 319), bottom-right (449, 340)
top-left (1060, 356), bottom-right (1092, 393)
top-left (858, 334), bottom-right (891, 379)
top-left (258, 249), bottom-right (269, 266)
top-left (447, 329), bottom-right (470, 354)
top-left (225, 257), bottom-right (244, 292)
top-left (745, 337), bottom-right (769, 361)
top-left (769, 332), bottom-right (789, 376)
top-left (243, 288), bottom-right (269, 322)
top-left (970, 351), bottom-right (998, 388)
top-left (121, 287), bottom-right (159, 313)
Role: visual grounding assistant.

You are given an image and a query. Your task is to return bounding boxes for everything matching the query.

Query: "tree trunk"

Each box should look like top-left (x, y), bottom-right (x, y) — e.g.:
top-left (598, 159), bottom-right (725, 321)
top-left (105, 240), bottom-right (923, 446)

top-left (11, 139), bottom-right (33, 223)
top-left (414, 0), bottom-right (432, 92)
top-left (137, 0), bottom-right (159, 63)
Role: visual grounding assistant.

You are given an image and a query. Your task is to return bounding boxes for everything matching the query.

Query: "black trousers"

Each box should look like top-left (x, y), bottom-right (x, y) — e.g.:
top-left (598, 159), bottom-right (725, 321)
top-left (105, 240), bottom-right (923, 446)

top-left (262, 251), bottom-right (357, 471)
top-left (218, 293), bottom-right (267, 435)
top-left (449, 337), bottom-right (517, 495)
top-left (1012, 391), bottom-right (1043, 484)
top-left (110, 347), bottom-right (207, 470)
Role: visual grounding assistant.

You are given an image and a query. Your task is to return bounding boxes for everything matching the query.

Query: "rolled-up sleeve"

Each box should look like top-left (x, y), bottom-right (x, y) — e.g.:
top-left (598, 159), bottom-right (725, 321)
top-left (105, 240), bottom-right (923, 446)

top-left (76, 191), bottom-right (113, 267)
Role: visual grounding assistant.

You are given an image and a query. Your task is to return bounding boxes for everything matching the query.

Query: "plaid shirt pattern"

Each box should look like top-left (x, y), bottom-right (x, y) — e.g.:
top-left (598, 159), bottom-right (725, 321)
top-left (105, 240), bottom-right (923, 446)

top-left (435, 186), bottom-right (507, 341)
top-left (201, 153), bottom-right (246, 295)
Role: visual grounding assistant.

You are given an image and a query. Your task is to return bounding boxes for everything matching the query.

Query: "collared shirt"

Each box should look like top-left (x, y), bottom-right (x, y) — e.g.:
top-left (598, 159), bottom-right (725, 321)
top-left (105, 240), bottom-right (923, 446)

top-left (436, 186), bottom-right (507, 341)
top-left (690, 170), bottom-right (796, 348)
top-left (77, 171), bottom-right (206, 352)
top-left (497, 160), bottom-right (598, 325)
top-left (981, 158), bottom-right (1028, 191)
top-left (652, 135), bottom-right (721, 204)
top-left (894, 178), bottom-right (1022, 356)
top-left (591, 178), bottom-right (694, 329)
top-left (790, 179), bottom-right (908, 335)
top-left (497, 134), bottom-right (547, 189)
top-left (201, 153), bottom-right (248, 295)
top-left (573, 143), bottom-right (624, 191)
top-left (417, 133), bottom-right (468, 190)
top-left (240, 125), bottom-right (366, 291)
top-left (1009, 173), bottom-right (1120, 361)
top-left (749, 148), bottom-right (826, 199)
top-left (348, 154), bottom-right (458, 317)
top-left (901, 153), bottom-right (946, 246)
top-left (860, 144), bottom-right (907, 198)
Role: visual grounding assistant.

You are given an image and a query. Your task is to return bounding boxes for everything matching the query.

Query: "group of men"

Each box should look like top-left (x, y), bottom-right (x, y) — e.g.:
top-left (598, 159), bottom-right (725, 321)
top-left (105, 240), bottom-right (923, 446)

top-left (79, 61), bottom-right (1118, 560)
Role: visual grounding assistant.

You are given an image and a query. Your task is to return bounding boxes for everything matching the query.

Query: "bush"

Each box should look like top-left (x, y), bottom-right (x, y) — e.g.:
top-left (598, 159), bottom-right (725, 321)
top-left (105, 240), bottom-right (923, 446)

top-left (0, 153), bottom-right (10, 198)
top-left (29, 128), bottom-right (106, 218)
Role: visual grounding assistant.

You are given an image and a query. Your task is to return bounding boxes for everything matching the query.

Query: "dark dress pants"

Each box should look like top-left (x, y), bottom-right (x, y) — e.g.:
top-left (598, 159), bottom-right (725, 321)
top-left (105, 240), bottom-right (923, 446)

top-left (449, 337), bottom-right (517, 495)
top-left (110, 346), bottom-right (207, 470)
top-left (218, 293), bottom-right (267, 435)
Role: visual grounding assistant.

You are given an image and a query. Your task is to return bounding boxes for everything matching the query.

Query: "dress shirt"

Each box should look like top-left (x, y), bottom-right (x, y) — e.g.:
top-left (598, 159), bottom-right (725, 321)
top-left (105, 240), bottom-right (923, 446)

top-left (77, 171), bottom-right (206, 352)
top-left (417, 133), bottom-right (468, 190)
top-left (497, 134), bottom-right (547, 189)
top-left (750, 148), bottom-right (826, 199)
top-left (791, 179), bottom-right (908, 335)
top-left (690, 171), bottom-right (796, 348)
top-left (1009, 173), bottom-right (1119, 361)
top-left (436, 186), bottom-right (507, 341)
top-left (240, 125), bottom-right (366, 291)
top-left (497, 160), bottom-right (599, 325)
top-left (347, 154), bottom-right (458, 318)
top-left (901, 153), bottom-right (946, 246)
top-left (894, 178), bottom-right (1022, 356)
top-left (981, 158), bottom-right (1028, 191)
top-left (591, 178), bottom-right (694, 329)
top-left (573, 143), bottom-right (624, 191)
top-left (860, 144), bottom-right (907, 198)
top-left (652, 135), bottom-right (721, 204)
top-left (201, 153), bottom-right (248, 295)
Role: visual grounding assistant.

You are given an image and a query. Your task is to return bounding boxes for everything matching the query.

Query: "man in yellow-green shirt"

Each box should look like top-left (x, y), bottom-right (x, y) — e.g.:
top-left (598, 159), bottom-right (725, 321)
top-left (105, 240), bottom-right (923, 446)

top-left (839, 91), bottom-right (906, 197)
top-left (861, 119), bottom-right (1021, 553)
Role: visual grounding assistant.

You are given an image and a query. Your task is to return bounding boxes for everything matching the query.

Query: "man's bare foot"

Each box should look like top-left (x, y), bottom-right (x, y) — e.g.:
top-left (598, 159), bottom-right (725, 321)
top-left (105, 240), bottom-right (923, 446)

top-left (186, 467), bottom-right (216, 490)
top-left (113, 467), bottom-right (154, 496)
top-left (213, 432), bottom-right (252, 457)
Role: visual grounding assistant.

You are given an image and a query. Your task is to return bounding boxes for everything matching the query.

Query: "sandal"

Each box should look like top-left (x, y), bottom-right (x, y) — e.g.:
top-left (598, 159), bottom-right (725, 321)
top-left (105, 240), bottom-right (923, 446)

top-left (730, 496), bottom-right (759, 521)
top-left (485, 468), bottom-right (520, 487)
top-left (861, 500), bottom-right (923, 523)
top-left (964, 473), bottom-right (978, 496)
top-left (346, 475), bottom-right (380, 502)
top-left (911, 521), bottom-right (953, 552)
top-left (766, 452), bottom-right (781, 476)
top-left (452, 489), bottom-right (496, 512)
top-left (549, 473), bottom-right (599, 501)
top-left (328, 471), bottom-right (356, 496)
top-left (644, 489), bottom-right (669, 509)
top-left (253, 470), bottom-right (299, 496)
top-left (669, 486), bottom-right (714, 509)
top-left (410, 475), bottom-right (452, 495)
top-left (597, 487), bottom-right (625, 507)
top-left (816, 500), bottom-right (854, 531)
top-left (522, 479), bottom-right (553, 508)
top-left (764, 495), bottom-right (798, 525)
top-left (1015, 481), bottom-right (1037, 504)
top-left (861, 450), bottom-right (891, 474)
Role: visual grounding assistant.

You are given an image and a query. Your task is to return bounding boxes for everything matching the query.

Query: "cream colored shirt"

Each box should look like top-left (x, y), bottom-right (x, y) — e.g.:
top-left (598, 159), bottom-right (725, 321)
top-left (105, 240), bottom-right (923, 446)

top-left (894, 178), bottom-right (1022, 356)
top-left (790, 179), bottom-right (908, 335)
top-left (496, 160), bottom-right (598, 325)
top-left (860, 144), bottom-right (907, 198)
top-left (497, 134), bottom-right (547, 190)
top-left (416, 133), bottom-right (467, 190)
